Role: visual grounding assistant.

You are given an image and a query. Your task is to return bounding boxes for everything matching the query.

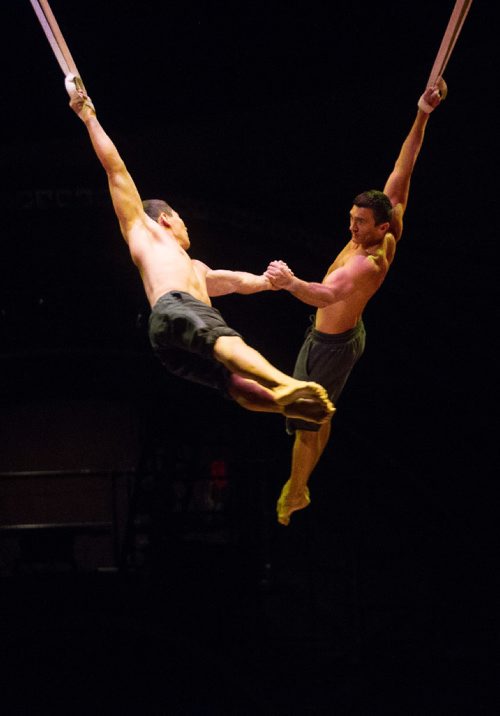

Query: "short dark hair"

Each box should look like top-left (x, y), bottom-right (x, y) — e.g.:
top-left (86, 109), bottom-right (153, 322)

top-left (353, 190), bottom-right (392, 225)
top-left (142, 199), bottom-right (173, 222)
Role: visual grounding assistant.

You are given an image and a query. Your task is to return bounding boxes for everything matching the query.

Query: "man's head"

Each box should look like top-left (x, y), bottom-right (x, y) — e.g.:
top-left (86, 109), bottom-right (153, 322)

top-left (142, 199), bottom-right (190, 249)
top-left (142, 199), bottom-right (174, 221)
top-left (353, 190), bottom-right (392, 225)
top-left (350, 190), bottom-right (392, 246)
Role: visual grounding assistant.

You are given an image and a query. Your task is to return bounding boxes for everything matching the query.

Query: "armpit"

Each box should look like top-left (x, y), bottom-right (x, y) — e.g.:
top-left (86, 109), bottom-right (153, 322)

top-left (390, 205), bottom-right (404, 241)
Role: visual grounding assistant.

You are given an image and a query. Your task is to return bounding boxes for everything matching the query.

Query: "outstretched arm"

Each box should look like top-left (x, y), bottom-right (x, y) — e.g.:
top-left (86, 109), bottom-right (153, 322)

top-left (65, 74), bottom-right (144, 243)
top-left (265, 258), bottom-right (381, 308)
top-left (202, 266), bottom-right (277, 297)
top-left (384, 79), bottom-right (446, 241)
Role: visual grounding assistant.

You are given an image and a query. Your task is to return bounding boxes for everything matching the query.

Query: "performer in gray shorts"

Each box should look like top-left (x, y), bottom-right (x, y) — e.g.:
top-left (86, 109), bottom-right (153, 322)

top-left (149, 290), bottom-right (242, 396)
top-left (286, 318), bottom-right (366, 434)
top-left (65, 76), bottom-right (334, 426)
top-left (264, 78), bottom-right (447, 524)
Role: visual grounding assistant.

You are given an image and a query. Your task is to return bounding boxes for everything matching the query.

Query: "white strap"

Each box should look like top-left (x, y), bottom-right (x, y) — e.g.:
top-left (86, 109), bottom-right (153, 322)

top-left (29, 0), bottom-right (81, 79)
top-left (427, 0), bottom-right (474, 87)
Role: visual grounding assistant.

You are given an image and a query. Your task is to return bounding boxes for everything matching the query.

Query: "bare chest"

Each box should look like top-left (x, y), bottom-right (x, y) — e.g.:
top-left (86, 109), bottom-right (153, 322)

top-left (324, 245), bottom-right (356, 279)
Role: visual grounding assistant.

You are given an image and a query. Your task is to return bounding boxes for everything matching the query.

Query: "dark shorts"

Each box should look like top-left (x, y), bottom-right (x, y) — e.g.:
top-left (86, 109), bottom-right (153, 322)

top-left (286, 317), bottom-right (366, 434)
top-left (148, 291), bottom-right (242, 395)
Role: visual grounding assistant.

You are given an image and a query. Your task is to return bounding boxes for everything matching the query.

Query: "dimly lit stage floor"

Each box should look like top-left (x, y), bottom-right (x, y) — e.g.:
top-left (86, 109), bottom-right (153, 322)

top-left (1, 461), bottom-right (496, 715)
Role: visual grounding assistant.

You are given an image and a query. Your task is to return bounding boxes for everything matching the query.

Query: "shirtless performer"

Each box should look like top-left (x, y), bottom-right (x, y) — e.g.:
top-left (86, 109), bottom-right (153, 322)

top-left (266, 79), bottom-right (447, 525)
top-left (65, 74), bottom-right (333, 424)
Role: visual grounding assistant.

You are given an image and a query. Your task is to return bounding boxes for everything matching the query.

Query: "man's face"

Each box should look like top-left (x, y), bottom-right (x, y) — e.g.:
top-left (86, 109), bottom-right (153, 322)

top-left (349, 205), bottom-right (387, 246)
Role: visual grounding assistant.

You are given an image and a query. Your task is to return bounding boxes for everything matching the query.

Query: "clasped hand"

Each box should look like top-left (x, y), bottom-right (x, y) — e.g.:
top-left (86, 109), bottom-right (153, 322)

top-left (264, 260), bottom-right (295, 289)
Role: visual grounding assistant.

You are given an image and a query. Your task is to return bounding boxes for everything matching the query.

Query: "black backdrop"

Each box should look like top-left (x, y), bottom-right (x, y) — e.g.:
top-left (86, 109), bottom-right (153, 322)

top-left (0, 2), bottom-right (498, 709)
top-left (2, 0), bottom-right (496, 481)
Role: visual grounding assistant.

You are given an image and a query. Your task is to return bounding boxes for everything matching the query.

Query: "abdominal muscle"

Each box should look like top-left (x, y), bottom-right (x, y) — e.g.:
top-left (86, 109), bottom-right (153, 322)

top-left (315, 279), bottom-right (384, 334)
top-left (315, 298), bottom-right (366, 333)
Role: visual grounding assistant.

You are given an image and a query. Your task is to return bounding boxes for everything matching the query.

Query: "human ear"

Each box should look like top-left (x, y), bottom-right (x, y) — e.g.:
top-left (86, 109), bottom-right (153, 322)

top-left (158, 212), bottom-right (171, 227)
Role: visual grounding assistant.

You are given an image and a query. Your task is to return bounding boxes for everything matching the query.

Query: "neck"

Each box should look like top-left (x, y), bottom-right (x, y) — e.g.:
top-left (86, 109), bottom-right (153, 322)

top-left (351, 237), bottom-right (383, 253)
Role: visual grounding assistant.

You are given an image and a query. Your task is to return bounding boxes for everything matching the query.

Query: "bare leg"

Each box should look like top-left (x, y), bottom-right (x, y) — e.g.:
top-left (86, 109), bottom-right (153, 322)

top-left (227, 375), bottom-right (282, 412)
top-left (215, 336), bottom-right (334, 423)
top-left (277, 422), bottom-right (331, 526)
top-left (228, 375), bottom-right (335, 422)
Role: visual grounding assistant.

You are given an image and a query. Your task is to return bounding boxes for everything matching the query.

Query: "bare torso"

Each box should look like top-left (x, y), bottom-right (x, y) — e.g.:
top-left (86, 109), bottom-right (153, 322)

top-left (126, 217), bottom-right (211, 308)
top-left (315, 234), bottom-right (396, 333)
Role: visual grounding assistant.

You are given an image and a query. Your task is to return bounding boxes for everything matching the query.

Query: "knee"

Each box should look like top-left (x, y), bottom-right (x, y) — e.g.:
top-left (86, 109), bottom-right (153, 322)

top-left (213, 335), bottom-right (243, 360)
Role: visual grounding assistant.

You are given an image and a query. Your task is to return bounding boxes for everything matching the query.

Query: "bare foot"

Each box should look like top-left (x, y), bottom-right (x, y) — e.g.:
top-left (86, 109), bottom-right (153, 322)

top-left (277, 481), bottom-right (311, 526)
top-left (274, 381), bottom-right (334, 424)
top-left (283, 398), bottom-right (335, 423)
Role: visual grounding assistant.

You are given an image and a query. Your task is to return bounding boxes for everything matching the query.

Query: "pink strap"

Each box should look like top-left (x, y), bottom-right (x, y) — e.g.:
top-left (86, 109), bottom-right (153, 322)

top-left (29, 0), bottom-right (80, 77)
top-left (427, 0), bottom-right (474, 87)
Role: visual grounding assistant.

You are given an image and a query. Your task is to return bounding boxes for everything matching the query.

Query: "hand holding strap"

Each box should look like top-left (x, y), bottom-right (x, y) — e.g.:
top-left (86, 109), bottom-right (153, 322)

top-left (418, 78), bottom-right (447, 114)
top-left (65, 73), bottom-right (95, 115)
top-left (418, 96), bottom-right (435, 114)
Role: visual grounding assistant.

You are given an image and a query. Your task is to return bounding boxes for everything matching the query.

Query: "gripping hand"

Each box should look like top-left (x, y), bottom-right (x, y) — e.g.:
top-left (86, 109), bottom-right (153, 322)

top-left (264, 260), bottom-right (295, 290)
top-left (65, 73), bottom-right (95, 118)
top-left (418, 77), bottom-right (448, 114)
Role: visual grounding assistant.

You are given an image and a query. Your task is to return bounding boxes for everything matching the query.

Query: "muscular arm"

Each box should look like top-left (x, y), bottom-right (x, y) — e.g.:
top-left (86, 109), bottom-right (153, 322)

top-left (265, 257), bottom-right (379, 308)
top-left (204, 268), bottom-right (275, 297)
top-left (65, 75), bottom-right (144, 242)
top-left (384, 81), bottom-right (445, 241)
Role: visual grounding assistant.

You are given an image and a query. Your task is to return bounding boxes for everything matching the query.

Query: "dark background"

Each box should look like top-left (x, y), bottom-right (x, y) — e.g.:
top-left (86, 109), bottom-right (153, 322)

top-left (0, 1), bottom-right (498, 713)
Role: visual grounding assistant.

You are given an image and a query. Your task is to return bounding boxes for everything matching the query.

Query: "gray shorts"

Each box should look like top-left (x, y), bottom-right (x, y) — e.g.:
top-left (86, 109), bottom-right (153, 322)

top-left (148, 291), bottom-right (242, 395)
top-left (286, 318), bottom-right (366, 433)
